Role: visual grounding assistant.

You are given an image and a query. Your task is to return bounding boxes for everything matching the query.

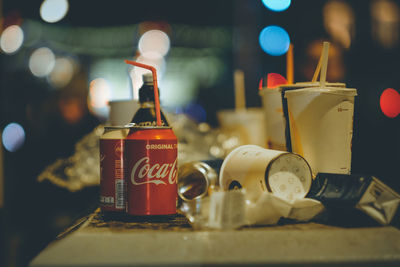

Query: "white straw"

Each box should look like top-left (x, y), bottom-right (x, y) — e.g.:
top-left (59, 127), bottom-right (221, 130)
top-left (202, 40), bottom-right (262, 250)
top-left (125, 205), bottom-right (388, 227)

top-left (312, 53), bottom-right (322, 82)
top-left (320, 41), bottom-right (330, 87)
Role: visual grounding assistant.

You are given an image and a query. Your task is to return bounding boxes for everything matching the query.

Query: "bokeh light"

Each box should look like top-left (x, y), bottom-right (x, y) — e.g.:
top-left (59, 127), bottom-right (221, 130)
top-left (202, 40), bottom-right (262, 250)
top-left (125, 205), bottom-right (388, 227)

top-left (267, 73), bottom-right (288, 89)
top-left (40, 0), bottom-right (69, 23)
top-left (88, 78), bottom-right (112, 119)
top-left (181, 103), bottom-right (207, 123)
top-left (2, 123), bottom-right (26, 152)
top-left (0, 25), bottom-right (24, 54)
top-left (160, 73), bottom-right (197, 108)
top-left (48, 57), bottom-right (75, 88)
top-left (259, 78), bottom-right (264, 90)
top-left (90, 58), bottom-right (132, 101)
top-left (302, 39), bottom-right (345, 82)
top-left (380, 88), bottom-right (400, 118)
top-left (58, 97), bottom-right (85, 124)
top-left (29, 47), bottom-right (56, 77)
top-left (138, 30), bottom-right (170, 57)
top-left (371, 0), bottom-right (400, 49)
top-left (129, 54), bottom-right (166, 100)
top-left (323, 0), bottom-right (355, 49)
top-left (262, 0), bottom-right (291, 12)
top-left (259, 25), bottom-right (290, 56)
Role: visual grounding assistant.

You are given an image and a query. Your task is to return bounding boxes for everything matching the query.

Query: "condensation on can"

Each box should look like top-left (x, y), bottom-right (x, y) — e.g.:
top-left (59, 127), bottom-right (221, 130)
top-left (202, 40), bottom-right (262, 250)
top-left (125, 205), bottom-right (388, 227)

top-left (99, 126), bottom-right (130, 213)
top-left (125, 126), bottom-right (178, 216)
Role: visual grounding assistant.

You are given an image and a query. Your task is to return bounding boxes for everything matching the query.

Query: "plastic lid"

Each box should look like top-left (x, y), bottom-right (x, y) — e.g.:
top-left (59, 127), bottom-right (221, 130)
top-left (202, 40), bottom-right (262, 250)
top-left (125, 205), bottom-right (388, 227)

top-left (259, 82), bottom-right (346, 95)
top-left (278, 82), bottom-right (346, 90)
top-left (284, 87), bottom-right (357, 97)
top-left (295, 81), bottom-right (346, 87)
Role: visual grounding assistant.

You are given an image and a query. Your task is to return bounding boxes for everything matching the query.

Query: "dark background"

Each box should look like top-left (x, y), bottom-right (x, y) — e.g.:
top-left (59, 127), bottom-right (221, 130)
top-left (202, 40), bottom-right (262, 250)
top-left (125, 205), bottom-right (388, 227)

top-left (1, 1), bottom-right (399, 267)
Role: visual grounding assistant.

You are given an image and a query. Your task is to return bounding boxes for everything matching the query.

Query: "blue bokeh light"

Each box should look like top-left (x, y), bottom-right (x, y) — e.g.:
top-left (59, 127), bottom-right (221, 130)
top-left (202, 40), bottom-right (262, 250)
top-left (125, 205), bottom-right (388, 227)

top-left (259, 25), bottom-right (290, 56)
top-left (262, 0), bottom-right (291, 12)
top-left (2, 122), bottom-right (26, 152)
top-left (177, 103), bottom-right (207, 123)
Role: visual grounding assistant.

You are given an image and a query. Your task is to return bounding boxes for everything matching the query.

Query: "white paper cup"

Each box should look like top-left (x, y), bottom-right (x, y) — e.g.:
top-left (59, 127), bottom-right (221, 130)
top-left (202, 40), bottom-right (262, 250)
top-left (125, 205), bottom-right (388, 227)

top-left (259, 88), bottom-right (286, 151)
top-left (284, 87), bottom-right (357, 175)
top-left (259, 82), bottom-right (346, 151)
top-left (219, 145), bottom-right (312, 202)
top-left (259, 82), bottom-right (346, 152)
top-left (108, 100), bottom-right (140, 126)
top-left (217, 108), bottom-right (266, 147)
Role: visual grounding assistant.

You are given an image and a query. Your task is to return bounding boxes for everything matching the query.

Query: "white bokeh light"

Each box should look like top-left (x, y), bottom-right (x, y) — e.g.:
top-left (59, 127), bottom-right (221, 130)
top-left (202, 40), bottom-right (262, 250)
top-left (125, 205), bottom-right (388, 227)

top-left (90, 59), bottom-right (132, 101)
top-left (160, 73), bottom-right (197, 108)
top-left (129, 54), bottom-right (166, 100)
top-left (0, 25), bottom-right (24, 54)
top-left (88, 78), bottom-right (112, 119)
top-left (138, 30), bottom-right (170, 57)
top-left (29, 47), bottom-right (56, 77)
top-left (40, 0), bottom-right (69, 23)
top-left (48, 57), bottom-right (75, 88)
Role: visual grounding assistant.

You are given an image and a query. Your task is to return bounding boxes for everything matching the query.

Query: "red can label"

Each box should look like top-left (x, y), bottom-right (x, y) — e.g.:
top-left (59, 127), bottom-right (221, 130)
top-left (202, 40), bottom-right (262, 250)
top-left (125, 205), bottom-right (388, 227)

top-left (126, 138), bottom-right (178, 215)
top-left (100, 139), bottom-right (126, 212)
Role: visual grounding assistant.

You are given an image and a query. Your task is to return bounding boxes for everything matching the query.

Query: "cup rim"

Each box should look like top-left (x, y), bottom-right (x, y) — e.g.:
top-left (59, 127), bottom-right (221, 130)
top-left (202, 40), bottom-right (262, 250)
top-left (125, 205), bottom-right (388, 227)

top-left (260, 82), bottom-right (347, 91)
top-left (265, 152), bottom-right (313, 199)
top-left (284, 87), bottom-right (357, 97)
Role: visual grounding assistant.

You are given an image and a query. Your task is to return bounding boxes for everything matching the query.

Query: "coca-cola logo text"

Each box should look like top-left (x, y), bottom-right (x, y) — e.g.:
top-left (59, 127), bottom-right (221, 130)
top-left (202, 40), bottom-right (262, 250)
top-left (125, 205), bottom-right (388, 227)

top-left (131, 156), bottom-right (177, 185)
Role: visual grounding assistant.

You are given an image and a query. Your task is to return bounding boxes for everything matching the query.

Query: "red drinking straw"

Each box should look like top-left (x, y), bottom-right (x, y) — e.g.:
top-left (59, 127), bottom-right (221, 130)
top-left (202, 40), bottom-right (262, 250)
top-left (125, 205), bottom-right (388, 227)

top-left (124, 60), bottom-right (162, 126)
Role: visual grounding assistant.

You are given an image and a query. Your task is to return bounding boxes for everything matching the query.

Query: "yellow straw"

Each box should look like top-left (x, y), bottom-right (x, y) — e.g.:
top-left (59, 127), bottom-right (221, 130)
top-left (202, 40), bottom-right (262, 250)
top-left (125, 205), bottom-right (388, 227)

top-left (286, 44), bottom-right (294, 84)
top-left (234, 69), bottom-right (246, 111)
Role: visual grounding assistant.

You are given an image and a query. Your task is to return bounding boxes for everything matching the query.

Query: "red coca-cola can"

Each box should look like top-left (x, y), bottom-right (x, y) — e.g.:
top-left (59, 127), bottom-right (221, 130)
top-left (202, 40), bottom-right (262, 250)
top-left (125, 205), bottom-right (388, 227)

top-left (99, 126), bottom-right (130, 215)
top-left (125, 126), bottom-right (178, 216)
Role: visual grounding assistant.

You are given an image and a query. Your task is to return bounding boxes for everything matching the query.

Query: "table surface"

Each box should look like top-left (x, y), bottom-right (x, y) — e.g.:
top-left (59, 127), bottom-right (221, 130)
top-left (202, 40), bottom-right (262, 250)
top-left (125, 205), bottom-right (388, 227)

top-left (30, 209), bottom-right (400, 267)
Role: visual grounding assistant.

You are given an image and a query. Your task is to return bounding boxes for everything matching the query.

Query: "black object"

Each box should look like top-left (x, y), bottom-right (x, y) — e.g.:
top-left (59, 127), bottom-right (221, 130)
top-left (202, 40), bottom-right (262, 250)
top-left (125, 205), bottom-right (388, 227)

top-left (307, 173), bottom-right (372, 207)
top-left (131, 73), bottom-right (169, 126)
top-left (307, 173), bottom-right (400, 227)
top-left (201, 159), bottom-right (224, 175)
top-left (280, 87), bottom-right (293, 152)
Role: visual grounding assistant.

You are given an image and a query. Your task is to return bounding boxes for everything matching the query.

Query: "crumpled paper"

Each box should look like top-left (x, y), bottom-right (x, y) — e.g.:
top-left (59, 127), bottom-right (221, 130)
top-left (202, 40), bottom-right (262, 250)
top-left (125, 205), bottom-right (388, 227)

top-left (37, 125), bottom-right (104, 191)
top-left (180, 190), bottom-right (324, 230)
